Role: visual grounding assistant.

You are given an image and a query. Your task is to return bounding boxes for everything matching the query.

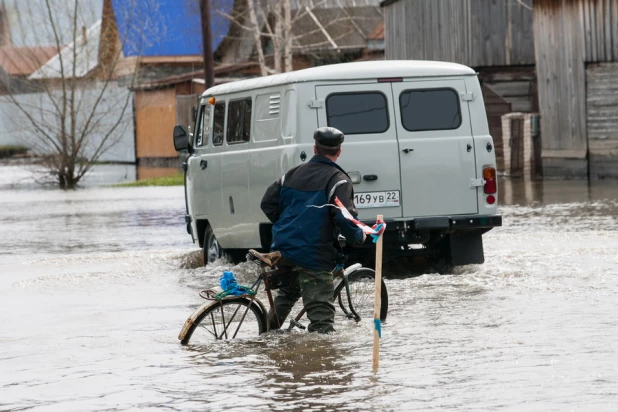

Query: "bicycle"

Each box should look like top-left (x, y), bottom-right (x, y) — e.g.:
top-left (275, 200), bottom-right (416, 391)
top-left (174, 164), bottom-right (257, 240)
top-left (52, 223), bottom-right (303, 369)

top-left (178, 249), bottom-right (388, 345)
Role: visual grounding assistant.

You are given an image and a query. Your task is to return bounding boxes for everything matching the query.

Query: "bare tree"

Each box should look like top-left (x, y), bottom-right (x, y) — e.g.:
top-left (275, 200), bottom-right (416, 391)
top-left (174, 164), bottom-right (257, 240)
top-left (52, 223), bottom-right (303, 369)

top-left (218, 0), bottom-right (377, 75)
top-left (0, 0), bottom-right (159, 189)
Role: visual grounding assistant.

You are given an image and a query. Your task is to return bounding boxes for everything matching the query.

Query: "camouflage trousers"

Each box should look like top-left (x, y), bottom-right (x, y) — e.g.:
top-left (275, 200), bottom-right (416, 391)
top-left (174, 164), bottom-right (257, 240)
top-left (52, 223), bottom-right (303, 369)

top-left (267, 266), bottom-right (335, 334)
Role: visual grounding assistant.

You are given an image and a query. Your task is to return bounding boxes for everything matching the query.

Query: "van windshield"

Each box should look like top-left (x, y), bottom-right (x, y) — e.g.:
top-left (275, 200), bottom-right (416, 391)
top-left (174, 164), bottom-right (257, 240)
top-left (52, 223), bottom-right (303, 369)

top-left (325, 92), bottom-right (389, 135)
top-left (195, 105), bottom-right (211, 147)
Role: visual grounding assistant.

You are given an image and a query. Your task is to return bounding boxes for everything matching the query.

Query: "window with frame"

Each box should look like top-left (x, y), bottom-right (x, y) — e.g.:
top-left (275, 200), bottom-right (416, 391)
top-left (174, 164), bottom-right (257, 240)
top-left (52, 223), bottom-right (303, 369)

top-left (212, 101), bottom-right (226, 146)
top-left (195, 105), bottom-right (211, 147)
top-left (226, 98), bottom-right (252, 144)
top-left (254, 93), bottom-right (280, 142)
top-left (399, 88), bottom-right (461, 132)
top-left (325, 92), bottom-right (389, 135)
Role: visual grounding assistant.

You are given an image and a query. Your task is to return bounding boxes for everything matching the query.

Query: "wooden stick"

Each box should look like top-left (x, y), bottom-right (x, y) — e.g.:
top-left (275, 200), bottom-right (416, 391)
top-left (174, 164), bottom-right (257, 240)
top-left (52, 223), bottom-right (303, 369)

top-left (372, 214), bottom-right (383, 373)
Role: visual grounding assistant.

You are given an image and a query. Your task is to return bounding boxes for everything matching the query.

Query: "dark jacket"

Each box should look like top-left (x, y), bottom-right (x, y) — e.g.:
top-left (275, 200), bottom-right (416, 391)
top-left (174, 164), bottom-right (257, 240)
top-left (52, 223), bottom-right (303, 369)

top-left (260, 155), bottom-right (363, 271)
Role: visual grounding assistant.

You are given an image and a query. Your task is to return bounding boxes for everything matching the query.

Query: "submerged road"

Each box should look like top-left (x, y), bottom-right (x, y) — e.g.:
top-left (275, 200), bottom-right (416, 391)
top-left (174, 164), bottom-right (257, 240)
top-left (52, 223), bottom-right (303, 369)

top-left (1, 174), bottom-right (617, 411)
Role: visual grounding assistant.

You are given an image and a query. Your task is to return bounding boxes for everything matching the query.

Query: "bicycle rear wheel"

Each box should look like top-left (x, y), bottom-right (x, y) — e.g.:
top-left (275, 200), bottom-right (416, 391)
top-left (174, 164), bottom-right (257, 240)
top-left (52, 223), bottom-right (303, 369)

top-left (334, 267), bottom-right (388, 322)
top-left (179, 297), bottom-right (266, 345)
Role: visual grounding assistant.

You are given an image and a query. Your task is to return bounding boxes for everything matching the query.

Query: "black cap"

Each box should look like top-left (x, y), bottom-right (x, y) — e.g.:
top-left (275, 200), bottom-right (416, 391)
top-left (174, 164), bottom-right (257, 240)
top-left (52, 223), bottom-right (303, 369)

top-left (313, 127), bottom-right (344, 147)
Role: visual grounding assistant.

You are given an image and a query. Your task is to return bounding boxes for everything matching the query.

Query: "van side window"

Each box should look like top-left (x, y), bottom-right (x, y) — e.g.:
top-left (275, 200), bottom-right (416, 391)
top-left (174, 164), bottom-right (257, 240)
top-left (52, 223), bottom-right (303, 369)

top-left (226, 98), bottom-right (252, 144)
top-left (325, 92), bottom-right (389, 135)
top-left (195, 105), bottom-right (211, 147)
top-left (254, 93), bottom-right (280, 142)
top-left (212, 101), bottom-right (226, 146)
top-left (399, 88), bottom-right (461, 132)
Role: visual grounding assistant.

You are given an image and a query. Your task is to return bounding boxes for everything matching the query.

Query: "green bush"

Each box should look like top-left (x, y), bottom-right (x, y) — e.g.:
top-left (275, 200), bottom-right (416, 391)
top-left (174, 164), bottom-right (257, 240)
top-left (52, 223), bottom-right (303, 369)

top-left (0, 145), bottom-right (29, 158)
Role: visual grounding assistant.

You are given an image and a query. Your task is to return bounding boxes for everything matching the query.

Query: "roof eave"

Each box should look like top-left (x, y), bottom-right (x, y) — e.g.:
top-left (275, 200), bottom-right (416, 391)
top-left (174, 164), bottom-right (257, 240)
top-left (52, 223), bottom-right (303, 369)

top-left (379, 0), bottom-right (400, 7)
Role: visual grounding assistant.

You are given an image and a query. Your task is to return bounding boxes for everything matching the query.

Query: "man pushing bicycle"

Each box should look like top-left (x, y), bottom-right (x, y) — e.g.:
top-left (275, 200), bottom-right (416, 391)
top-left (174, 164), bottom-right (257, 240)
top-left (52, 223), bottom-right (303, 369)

top-left (260, 127), bottom-right (366, 334)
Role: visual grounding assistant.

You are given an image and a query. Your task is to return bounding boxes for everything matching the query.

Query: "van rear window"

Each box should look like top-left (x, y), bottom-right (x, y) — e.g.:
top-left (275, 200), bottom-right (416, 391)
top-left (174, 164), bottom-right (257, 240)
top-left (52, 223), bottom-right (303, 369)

top-left (325, 92), bottom-right (389, 135)
top-left (227, 98), bottom-right (252, 144)
top-left (399, 88), bottom-right (461, 131)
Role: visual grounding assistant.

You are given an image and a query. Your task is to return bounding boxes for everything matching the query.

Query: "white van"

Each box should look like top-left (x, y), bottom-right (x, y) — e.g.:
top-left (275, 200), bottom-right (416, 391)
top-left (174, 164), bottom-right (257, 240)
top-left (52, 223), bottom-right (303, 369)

top-left (173, 60), bottom-right (502, 267)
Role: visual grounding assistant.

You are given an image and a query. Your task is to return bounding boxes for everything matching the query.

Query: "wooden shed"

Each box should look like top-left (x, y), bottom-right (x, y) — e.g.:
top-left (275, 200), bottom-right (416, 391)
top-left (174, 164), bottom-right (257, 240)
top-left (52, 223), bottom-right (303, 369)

top-left (131, 62), bottom-right (269, 178)
top-left (380, 0), bottom-right (537, 172)
top-left (533, 0), bottom-right (618, 179)
top-left (132, 72), bottom-right (205, 179)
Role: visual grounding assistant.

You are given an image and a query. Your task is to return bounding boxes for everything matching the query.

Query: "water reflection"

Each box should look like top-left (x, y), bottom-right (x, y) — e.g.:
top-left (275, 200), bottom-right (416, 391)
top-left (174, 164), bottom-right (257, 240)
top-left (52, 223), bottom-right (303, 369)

top-left (1, 177), bottom-right (618, 411)
top-left (0, 163), bottom-right (137, 189)
top-left (263, 336), bottom-right (354, 401)
top-left (499, 177), bottom-right (618, 206)
top-left (179, 329), bottom-right (365, 411)
top-left (0, 163), bottom-right (183, 192)
top-left (137, 166), bottom-right (180, 180)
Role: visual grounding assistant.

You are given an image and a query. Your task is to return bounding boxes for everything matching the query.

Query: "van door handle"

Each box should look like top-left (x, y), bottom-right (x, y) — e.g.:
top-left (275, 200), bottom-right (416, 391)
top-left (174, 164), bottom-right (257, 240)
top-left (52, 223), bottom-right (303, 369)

top-left (200, 159), bottom-right (208, 170)
top-left (363, 174), bottom-right (378, 181)
top-left (402, 148), bottom-right (414, 154)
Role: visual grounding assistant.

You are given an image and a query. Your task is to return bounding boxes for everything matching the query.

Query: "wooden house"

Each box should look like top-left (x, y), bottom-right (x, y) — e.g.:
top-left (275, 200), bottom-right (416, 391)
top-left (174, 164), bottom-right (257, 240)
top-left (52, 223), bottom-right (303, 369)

top-left (130, 62), bottom-right (264, 177)
top-left (131, 0), bottom-right (384, 174)
top-left (533, 0), bottom-right (618, 179)
top-left (382, 0), bottom-right (618, 179)
top-left (380, 0), bottom-right (537, 173)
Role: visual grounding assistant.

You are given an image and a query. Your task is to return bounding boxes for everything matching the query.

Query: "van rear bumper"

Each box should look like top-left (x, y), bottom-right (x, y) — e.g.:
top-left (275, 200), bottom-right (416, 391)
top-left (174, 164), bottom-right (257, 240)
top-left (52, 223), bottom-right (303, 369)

top-left (365, 214), bottom-right (502, 233)
top-left (352, 214), bottom-right (502, 265)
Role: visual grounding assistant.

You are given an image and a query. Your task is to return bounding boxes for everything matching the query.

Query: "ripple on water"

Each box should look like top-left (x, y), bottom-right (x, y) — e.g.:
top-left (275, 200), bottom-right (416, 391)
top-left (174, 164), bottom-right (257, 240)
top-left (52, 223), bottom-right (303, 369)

top-left (1, 187), bottom-right (618, 410)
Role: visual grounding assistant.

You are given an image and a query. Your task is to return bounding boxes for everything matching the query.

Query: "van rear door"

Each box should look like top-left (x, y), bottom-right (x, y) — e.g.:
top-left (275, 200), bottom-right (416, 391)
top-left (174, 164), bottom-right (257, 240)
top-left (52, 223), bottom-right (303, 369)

top-left (391, 79), bottom-right (478, 217)
top-left (315, 83), bottom-right (402, 220)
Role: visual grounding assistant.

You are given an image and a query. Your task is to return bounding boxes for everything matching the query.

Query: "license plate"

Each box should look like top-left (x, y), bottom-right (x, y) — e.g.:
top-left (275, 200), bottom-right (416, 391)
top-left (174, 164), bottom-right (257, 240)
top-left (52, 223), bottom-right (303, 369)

top-left (353, 191), bottom-right (400, 208)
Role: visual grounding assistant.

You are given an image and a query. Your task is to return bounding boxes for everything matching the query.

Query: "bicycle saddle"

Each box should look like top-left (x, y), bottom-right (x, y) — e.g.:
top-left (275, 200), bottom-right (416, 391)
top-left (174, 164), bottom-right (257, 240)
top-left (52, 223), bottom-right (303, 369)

top-left (247, 249), bottom-right (283, 268)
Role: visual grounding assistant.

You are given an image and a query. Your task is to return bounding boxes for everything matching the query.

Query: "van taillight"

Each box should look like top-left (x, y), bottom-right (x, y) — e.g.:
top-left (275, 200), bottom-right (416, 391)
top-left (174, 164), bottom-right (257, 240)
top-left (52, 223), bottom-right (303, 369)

top-left (483, 167), bottom-right (497, 194)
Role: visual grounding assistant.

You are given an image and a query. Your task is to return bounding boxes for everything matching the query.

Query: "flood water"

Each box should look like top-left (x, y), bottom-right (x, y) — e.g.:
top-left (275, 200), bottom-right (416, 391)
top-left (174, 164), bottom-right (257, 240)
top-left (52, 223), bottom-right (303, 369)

top-left (1, 167), bottom-right (617, 411)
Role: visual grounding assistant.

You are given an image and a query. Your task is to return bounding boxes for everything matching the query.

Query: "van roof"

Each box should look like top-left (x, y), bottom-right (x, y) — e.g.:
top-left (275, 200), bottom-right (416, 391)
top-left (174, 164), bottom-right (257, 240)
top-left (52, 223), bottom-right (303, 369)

top-left (203, 60), bottom-right (475, 96)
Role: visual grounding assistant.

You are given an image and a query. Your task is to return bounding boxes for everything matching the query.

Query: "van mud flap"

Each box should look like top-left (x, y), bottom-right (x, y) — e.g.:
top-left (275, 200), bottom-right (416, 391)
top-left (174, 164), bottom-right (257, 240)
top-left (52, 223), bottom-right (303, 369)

top-left (450, 232), bottom-right (484, 265)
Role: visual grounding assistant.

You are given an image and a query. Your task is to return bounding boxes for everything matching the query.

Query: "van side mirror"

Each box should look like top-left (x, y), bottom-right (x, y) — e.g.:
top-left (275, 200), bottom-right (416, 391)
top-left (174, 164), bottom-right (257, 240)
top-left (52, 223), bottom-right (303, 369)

top-left (173, 125), bottom-right (189, 151)
top-left (191, 106), bottom-right (197, 122)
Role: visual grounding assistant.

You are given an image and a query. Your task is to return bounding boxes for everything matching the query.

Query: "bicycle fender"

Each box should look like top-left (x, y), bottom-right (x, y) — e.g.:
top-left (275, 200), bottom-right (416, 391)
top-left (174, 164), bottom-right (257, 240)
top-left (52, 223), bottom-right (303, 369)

top-left (344, 263), bottom-right (363, 276)
top-left (178, 301), bottom-right (212, 341)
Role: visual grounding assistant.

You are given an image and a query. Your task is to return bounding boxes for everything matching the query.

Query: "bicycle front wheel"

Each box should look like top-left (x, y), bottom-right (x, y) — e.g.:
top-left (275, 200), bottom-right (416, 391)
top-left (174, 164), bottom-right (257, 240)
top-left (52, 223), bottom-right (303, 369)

top-left (179, 297), bottom-right (266, 345)
top-left (334, 267), bottom-right (388, 322)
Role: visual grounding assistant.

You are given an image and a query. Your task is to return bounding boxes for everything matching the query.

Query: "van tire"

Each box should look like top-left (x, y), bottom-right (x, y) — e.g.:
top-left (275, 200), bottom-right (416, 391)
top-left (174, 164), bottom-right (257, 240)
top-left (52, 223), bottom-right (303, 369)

top-left (203, 226), bottom-right (223, 265)
top-left (227, 249), bottom-right (249, 265)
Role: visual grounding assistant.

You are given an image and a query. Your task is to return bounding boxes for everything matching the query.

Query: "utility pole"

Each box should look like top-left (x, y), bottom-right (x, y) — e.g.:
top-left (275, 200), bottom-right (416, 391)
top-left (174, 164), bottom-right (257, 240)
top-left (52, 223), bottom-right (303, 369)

top-left (200, 0), bottom-right (214, 89)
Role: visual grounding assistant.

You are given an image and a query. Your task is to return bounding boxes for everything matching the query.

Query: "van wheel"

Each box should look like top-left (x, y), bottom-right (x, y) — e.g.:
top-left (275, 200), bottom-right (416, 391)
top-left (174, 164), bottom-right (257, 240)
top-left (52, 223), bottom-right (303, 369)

top-left (203, 226), bottom-right (223, 265)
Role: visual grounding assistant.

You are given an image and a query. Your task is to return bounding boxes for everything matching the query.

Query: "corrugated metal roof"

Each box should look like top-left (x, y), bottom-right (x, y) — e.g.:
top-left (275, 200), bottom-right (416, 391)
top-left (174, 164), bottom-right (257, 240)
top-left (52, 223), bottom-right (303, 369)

top-left (2, 0), bottom-right (101, 47)
top-left (111, 0), bottom-right (232, 57)
top-left (204, 60), bottom-right (475, 95)
top-left (0, 46), bottom-right (58, 75)
top-left (28, 20), bottom-right (102, 79)
top-left (0, 83), bottom-right (135, 161)
top-left (132, 61), bottom-right (260, 90)
top-left (3, 0), bottom-right (231, 58)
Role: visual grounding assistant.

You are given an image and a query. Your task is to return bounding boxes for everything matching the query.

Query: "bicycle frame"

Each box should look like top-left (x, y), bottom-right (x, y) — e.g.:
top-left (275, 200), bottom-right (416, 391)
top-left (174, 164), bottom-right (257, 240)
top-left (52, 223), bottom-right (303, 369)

top-left (249, 262), bottom-right (364, 332)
